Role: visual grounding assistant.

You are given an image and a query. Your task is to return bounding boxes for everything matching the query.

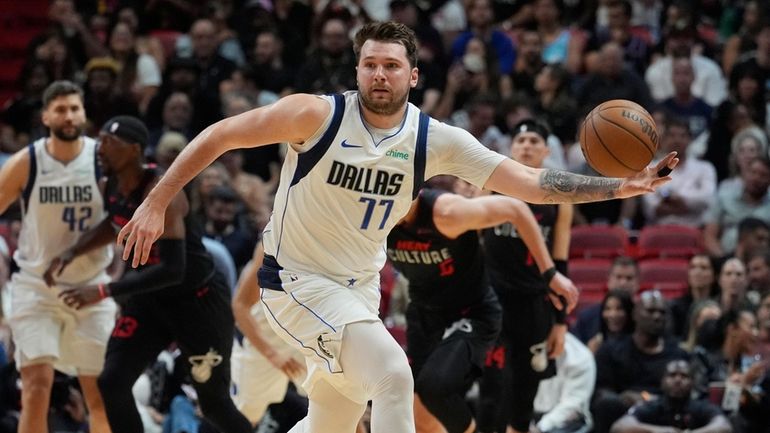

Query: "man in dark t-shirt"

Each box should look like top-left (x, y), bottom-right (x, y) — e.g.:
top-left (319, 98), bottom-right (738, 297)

top-left (610, 360), bottom-right (731, 433)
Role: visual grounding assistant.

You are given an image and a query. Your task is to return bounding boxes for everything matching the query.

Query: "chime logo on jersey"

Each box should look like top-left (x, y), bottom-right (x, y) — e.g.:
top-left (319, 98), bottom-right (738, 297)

top-left (189, 349), bottom-right (223, 383)
top-left (326, 160), bottom-right (403, 196)
top-left (39, 185), bottom-right (93, 203)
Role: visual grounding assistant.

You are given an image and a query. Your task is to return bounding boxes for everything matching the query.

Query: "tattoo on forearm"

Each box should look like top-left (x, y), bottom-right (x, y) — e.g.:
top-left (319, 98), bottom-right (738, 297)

top-left (539, 169), bottom-right (621, 203)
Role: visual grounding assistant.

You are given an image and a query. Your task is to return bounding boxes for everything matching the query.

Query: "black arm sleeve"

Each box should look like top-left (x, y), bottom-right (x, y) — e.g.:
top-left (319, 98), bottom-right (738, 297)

top-left (550, 259), bottom-right (569, 323)
top-left (108, 239), bottom-right (186, 299)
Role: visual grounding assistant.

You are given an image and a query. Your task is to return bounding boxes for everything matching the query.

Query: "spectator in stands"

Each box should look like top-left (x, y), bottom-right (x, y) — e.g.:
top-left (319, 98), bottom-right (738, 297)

top-left (610, 359), bottom-right (731, 433)
top-left (47, 0), bottom-right (107, 66)
top-left (643, 117), bottom-right (716, 227)
top-left (681, 299), bottom-right (723, 352)
top-left (217, 149), bottom-right (272, 233)
top-left (533, 0), bottom-right (586, 74)
top-left (389, 1), bottom-right (446, 114)
top-left (499, 98), bottom-right (567, 170)
top-left (450, 0), bottom-right (516, 86)
top-left (704, 157), bottom-right (770, 258)
top-left (189, 162), bottom-right (231, 225)
top-left (293, 16), bottom-right (357, 95)
top-left (30, 29), bottom-right (83, 84)
top-left (533, 333), bottom-right (597, 433)
top-left (107, 21), bottom-right (162, 115)
top-left (733, 217), bottom-right (770, 265)
top-left (645, 25), bottom-right (727, 107)
top-left (434, 36), bottom-right (503, 122)
top-left (728, 63), bottom-right (768, 131)
top-left (592, 290), bottom-right (689, 433)
top-left (510, 28), bottom-right (545, 99)
top-left (586, 289), bottom-right (635, 354)
top-left (586, 0), bottom-right (651, 76)
top-left (670, 254), bottom-right (719, 340)
top-left (449, 94), bottom-right (507, 153)
top-left (250, 29), bottom-right (295, 96)
top-left (757, 292), bottom-right (770, 358)
top-left (659, 55), bottom-right (713, 149)
top-left (704, 100), bottom-right (764, 184)
top-left (2, 61), bottom-right (50, 143)
top-left (722, 1), bottom-right (767, 76)
top-left (82, 57), bottom-right (139, 133)
top-left (533, 64), bottom-right (578, 143)
top-left (389, 0), bottom-right (446, 68)
top-left (691, 308), bottom-right (766, 428)
top-left (147, 92), bottom-right (194, 157)
top-left (202, 185), bottom-right (258, 273)
top-left (154, 131), bottom-right (188, 171)
top-left (730, 22), bottom-right (770, 102)
top-left (573, 256), bottom-right (640, 344)
top-left (184, 18), bottom-right (236, 111)
top-left (718, 128), bottom-right (768, 198)
top-left (717, 257), bottom-right (751, 312)
top-left (747, 249), bottom-right (770, 299)
top-left (576, 41), bottom-right (653, 115)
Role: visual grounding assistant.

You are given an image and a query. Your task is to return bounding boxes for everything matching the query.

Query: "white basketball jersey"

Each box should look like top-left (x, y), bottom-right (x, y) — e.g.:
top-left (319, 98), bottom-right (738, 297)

top-left (262, 91), bottom-right (505, 281)
top-left (14, 137), bottom-right (112, 284)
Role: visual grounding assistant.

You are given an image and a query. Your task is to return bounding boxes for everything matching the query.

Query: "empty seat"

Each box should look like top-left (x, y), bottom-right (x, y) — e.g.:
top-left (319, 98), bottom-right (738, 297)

top-left (569, 225), bottom-right (629, 259)
top-left (638, 258), bottom-right (690, 292)
top-left (637, 224), bottom-right (703, 259)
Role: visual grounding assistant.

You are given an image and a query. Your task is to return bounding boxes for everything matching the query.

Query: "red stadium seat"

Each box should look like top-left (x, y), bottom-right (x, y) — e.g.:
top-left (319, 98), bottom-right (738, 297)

top-left (637, 225), bottom-right (703, 259)
top-left (569, 225), bottom-right (629, 259)
top-left (570, 258), bottom-right (612, 313)
top-left (638, 258), bottom-right (690, 292)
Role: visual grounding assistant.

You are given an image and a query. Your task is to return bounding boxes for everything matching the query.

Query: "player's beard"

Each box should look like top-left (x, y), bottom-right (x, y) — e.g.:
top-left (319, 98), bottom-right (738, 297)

top-left (51, 123), bottom-right (84, 142)
top-left (359, 86), bottom-right (409, 116)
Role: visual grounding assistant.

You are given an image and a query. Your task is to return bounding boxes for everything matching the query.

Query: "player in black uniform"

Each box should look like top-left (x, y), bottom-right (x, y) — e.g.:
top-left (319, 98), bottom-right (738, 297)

top-left (388, 177), bottom-right (578, 433)
top-left (478, 120), bottom-right (574, 433)
top-left (43, 116), bottom-right (253, 433)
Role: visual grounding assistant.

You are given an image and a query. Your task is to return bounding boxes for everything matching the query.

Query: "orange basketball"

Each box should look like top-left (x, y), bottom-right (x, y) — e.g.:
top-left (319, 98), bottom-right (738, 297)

top-left (579, 100), bottom-right (659, 177)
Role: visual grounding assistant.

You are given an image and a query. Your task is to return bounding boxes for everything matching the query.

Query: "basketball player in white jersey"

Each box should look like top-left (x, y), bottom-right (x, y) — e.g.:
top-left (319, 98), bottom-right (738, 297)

top-left (231, 241), bottom-right (307, 426)
top-left (0, 81), bottom-right (115, 433)
top-left (117, 22), bottom-right (678, 433)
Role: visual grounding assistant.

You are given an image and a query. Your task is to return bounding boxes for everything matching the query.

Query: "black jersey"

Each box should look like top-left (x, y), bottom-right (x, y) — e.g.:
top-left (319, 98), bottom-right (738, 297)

top-left (482, 200), bottom-right (558, 295)
top-left (387, 189), bottom-right (488, 310)
top-left (106, 166), bottom-right (216, 299)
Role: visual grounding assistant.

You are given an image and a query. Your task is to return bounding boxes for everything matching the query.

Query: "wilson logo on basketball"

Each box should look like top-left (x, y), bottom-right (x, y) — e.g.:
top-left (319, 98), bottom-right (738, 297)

top-left (621, 110), bottom-right (659, 146)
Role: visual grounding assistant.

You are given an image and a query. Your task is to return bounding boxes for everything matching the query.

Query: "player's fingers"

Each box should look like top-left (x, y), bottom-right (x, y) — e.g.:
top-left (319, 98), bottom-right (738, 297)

top-left (122, 229), bottom-right (137, 261)
top-left (132, 236), bottom-right (146, 268)
top-left (117, 221), bottom-right (133, 246)
top-left (548, 293), bottom-right (564, 310)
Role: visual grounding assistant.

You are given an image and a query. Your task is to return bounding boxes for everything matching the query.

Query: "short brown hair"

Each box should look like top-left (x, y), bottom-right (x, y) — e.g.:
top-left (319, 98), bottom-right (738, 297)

top-left (353, 21), bottom-right (418, 68)
top-left (43, 80), bottom-right (83, 108)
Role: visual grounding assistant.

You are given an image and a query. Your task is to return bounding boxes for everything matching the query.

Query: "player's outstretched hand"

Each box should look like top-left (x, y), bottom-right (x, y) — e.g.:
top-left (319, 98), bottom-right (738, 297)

top-left (59, 285), bottom-right (101, 309)
top-left (117, 201), bottom-right (165, 268)
top-left (617, 151), bottom-right (679, 199)
top-left (548, 272), bottom-right (579, 314)
top-left (43, 251), bottom-right (74, 287)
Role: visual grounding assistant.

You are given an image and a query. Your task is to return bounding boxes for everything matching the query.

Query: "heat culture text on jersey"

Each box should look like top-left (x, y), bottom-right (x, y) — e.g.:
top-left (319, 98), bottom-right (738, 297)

top-left (326, 160), bottom-right (404, 196)
top-left (387, 239), bottom-right (453, 265)
top-left (38, 185), bottom-right (93, 204)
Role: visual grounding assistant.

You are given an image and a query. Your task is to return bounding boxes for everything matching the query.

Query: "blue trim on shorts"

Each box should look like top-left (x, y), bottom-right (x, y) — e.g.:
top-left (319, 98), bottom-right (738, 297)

top-left (288, 292), bottom-right (337, 333)
top-left (412, 112), bottom-right (429, 199)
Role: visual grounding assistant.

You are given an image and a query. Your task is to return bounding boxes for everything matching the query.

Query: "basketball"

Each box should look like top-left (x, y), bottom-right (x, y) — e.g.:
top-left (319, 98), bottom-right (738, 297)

top-left (579, 100), bottom-right (659, 177)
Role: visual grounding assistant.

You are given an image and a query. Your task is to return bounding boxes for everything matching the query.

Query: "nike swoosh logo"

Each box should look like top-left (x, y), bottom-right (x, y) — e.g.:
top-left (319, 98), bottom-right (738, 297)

top-left (341, 139), bottom-right (363, 148)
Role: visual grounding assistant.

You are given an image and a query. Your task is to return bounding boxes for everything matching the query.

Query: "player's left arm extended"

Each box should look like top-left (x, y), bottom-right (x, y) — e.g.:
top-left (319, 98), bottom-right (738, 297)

top-left (435, 193), bottom-right (579, 310)
top-left (483, 153), bottom-right (678, 204)
top-left (105, 191), bottom-right (188, 298)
